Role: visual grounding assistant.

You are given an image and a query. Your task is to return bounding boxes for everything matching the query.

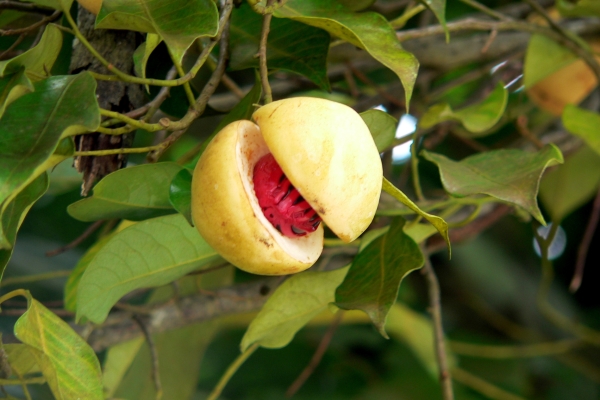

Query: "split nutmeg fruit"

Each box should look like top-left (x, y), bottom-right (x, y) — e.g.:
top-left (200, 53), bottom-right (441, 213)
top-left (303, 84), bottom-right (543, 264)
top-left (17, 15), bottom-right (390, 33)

top-left (191, 97), bottom-right (383, 275)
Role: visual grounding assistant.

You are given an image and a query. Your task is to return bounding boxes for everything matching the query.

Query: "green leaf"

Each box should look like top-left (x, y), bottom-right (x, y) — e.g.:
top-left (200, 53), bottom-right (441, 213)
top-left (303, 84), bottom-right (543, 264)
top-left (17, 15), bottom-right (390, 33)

top-left (274, 0), bottom-right (419, 106)
top-left (133, 33), bottom-right (162, 91)
top-left (422, 145), bottom-right (564, 224)
top-left (338, 0), bottom-right (375, 11)
top-left (0, 174), bottom-right (48, 276)
top-left (169, 168), bottom-right (193, 226)
top-left (14, 296), bottom-right (103, 399)
top-left (26, 0), bottom-right (73, 11)
top-left (67, 162), bottom-right (182, 222)
top-left (420, 0), bottom-right (448, 41)
top-left (557, 0), bottom-right (600, 17)
top-left (0, 24), bottom-right (63, 80)
top-left (524, 34), bottom-right (577, 88)
top-left (562, 104), bottom-right (600, 155)
top-left (360, 109), bottom-right (397, 152)
top-left (230, 3), bottom-right (330, 91)
top-left (539, 145), bottom-right (600, 222)
top-left (76, 214), bottom-right (221, 323)
top-left (0, 73), bottom-right (99, 211)
top-left (0, 68), bottom-right (33, 120)
top-left (382, 177), bottom-right (450, 254)
top-left (419, 82), bottom-right (508, 135)
top-left (102, 337), bottom-right (145, 398)
top-left (4, 343), bottom-right (41, 376)
top-left (97, 0), bottom-right (219, 64)
top-left (335, 218), bottom-right (424, 338)
top-left (240, 266), bottom-right (349, 352)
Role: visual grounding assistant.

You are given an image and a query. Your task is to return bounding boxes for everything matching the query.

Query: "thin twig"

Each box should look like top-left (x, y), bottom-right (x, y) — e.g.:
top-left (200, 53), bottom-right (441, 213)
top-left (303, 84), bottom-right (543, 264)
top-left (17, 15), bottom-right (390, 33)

top-left (0, 271), bottom-right (71, 287)
top-left (1, 308), bottom-right (74, 317)
top-left (571, 185), bottom-right (600, 292)
top-left (411, 130), bottom-right (425, 201)
top-left (0, 1), bottom-right (54, 14)
top-left (449, 339), bottom-right (579, 358)
top-left (258, 0), bottom-right (275, 104)
top-left (0, 10), bottom-right (61, 36)
top-left (458, 0), bottom-right (511, 21)
top-left (286, 311), bottom-right (344, 397)
top-left (46, 220), bottom-right (104, 257)
top-left (207, 343), bottom-right (259, 400)
top-left (422, 251), bottom-right (454, 400)
top-left (0, 34), bottom-right (24, 60)
top-left (347, 64), bottom-right (404, 109)
top-left (516, 115), bottom-right (544, 149)
top-left (133, 315), bottom-right (163, 400)
top-left (451, 367), bottom-right (525, 400)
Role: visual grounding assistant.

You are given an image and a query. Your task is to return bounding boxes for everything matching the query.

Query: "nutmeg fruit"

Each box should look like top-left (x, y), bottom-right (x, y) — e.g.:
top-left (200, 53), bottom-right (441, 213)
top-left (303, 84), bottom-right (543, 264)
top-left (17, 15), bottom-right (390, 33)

top-left (77, 0), bottom-right (102, 14)
top-left (191, 97), bottom-right (383, 275)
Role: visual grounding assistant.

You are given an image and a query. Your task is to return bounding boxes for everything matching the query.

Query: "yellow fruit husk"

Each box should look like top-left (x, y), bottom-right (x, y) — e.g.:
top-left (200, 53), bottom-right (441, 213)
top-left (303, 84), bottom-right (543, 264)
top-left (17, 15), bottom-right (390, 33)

top-left (77, 0), bottom-right (102, 14)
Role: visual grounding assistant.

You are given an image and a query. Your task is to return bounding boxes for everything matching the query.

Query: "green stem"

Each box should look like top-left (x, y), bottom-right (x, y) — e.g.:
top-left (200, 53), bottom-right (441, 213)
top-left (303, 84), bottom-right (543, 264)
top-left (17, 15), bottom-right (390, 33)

top-left (449, 339), bottom-right (579, 359)
top-left (390, 4), bottom-right (426, 29)
top-left (207, 343), bottom-right (259, 400)
top-left (258, 0), bottom-right (275, 104)
top-left (168, 47), bottom-right (196, 107)
top-left (98, 109), bottom-right (162, 133)
top-left (0, 289), bottom-right (29, 305)
top-left (410, 130), bottom-right (424, 201)
top-left (452, 367), bottom-right (525, 400)
top-left (74, 145), bottom-right (164, 157)
top-left (1, 271), bottom-right (71, 288)
top-left (0, 377), bottom-right (46, 386)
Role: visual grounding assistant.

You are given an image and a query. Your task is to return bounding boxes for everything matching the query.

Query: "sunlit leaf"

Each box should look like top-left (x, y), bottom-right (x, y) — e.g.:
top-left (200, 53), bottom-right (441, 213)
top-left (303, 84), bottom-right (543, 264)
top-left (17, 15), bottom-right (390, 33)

top-left (419, 82), bottom-right (508, 135)
top-left (133, 33), bottom-right (162, 91)
top-left (14, 296), bottom-right (103, 399)
top-left (422, 145), bottom-right (564, 224)
top-left (562, 104), bottom-right (600, 155)
top-left (97, 0), bottom-right (219, 63)
top-left (169, 168), bottom-right (193, 225)
top-left (0, 68), bottom-right (33, 120)
top-left (274, 0), bottom-right (419, 106)
top-left (76, 214), bottom-right (221, 323)
top-left (0, 24), bottom-right (63, 80)
top-left (335, 218), bottom-right (424, 338)
top-left (230, 3), bottom-right (330, 91)
top-left (524, 34), bottom-right (577, 88)
top-left (0, 73), bottom-right (99, 211)
top-left (360, 109), bottom-right (397, 152)
top-left (68, 162), bottom-right (182, 222)
top-left (539, 145), bottom-right (600, 222)
top-left (241, 266), bottom-right (349, 352)
top-left (557, 0), bottom-right (600, 17)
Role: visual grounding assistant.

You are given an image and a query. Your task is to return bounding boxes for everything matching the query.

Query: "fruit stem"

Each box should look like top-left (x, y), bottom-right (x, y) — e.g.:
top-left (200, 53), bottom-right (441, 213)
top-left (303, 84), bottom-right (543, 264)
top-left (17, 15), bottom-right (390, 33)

top-left (258, 0), bottom-right (276, 104)
top-left (207, 343), bottom-right (259, 400)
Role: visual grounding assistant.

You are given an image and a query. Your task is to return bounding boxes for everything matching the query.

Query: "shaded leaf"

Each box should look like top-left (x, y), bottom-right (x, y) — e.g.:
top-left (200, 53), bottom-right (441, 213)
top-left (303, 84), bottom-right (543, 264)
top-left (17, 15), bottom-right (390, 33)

top-left (274, 0), bottom-right (419, 106)
top-left (26, 0), bottom-right (73, 11)
top-left (102, 337), bottom-right (145, 398)
top-left (97, 0), bottom-right (219, 63)
top-left (0, 24), bottom-right (63, 80)
top-left (420, 0), bottom-right (448, 41)
top-left (422, 145), bottom-right (564, 224)
top-left (14, 296), bottom-right (103, 399)
top-left (67, 162), bottom-right (182, 222)
top-left (169, 168), bottom-right (193, 225)
top-left (4, 344), bottom-right (41, 376)
top-left (419, 82), bottom-right (508, 135)
top-left (0, 68), bottom-right (33, 120)
top-left (241, 266), bottom-right (349, 352)
top-left (562, 104), bottom-right (600, 155)
top-left (524, 34), bottom-right (577, 88)
top-left (335, 218), bottom-right (424, 338)
top-left (76, 214), bottom-right (221, 323)
top-left (47, 160), bottom-right (83, 196)
top-left (230, 3), bottom-right (330, 91)
top-left (557, 0), bottom-right (600, 17)
top-left (382, 178), bottom-right (450, 253)
top-left (338, 0), bottom-right (375, 11)
top-left (133, 33), bottom-right (162, 91)
top-left (539, 145), bottom-right (600, 222)
top-left (360, 109), bottom-right (397, 152)
top-left (0, 73), bottom-right (99, 211)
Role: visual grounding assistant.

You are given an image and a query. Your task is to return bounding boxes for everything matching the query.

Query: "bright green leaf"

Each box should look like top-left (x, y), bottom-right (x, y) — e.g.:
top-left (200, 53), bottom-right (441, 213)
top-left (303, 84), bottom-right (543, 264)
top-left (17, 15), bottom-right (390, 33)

top-left (0, 24), bottom-right (63, 80)
top-left (335, 218), bottom-right (424, 338)
top-left (422, 145), bottom-right (564, 224)
top-left (230, 3), bottom-right (330, 91)
top-left (241, 266), bottom-right (349, 352)
top-left (67, 162), bottom-right (182, 222)
top-left (76, 214), bottom-right (221, 324)
top-left (360, 109), bottom-right (397, 152)
top-left (274, 0), bottom-right (419, 106)
top-left (0, 68), bottom-right (33, 120)
top-left (539, 145), bottom-right (600, 222)
top-left (0, 73), bottom-right (99, 212)
top-left (524, 34), bottom-right (577, 88)
top-left (419, 82), bottom-right (508, 135)
top-left (14, 296), bottom-right (103, 399)
top-left (562, 104), bottom-right (600, 155)
top-left (97, 0), bottom-right (219, 64)
top-left (133, 33), bottom-right (162, 91)
top-left (169, 168), bottom-right (193, 225)
top-left (557, 0), bottom-right (600, 17)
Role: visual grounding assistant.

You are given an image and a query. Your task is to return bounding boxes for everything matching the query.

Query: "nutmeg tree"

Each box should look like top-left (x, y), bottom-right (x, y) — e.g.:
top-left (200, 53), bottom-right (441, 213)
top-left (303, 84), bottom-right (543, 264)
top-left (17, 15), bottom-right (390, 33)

top-left (1, 0), bottom-right (600, 399)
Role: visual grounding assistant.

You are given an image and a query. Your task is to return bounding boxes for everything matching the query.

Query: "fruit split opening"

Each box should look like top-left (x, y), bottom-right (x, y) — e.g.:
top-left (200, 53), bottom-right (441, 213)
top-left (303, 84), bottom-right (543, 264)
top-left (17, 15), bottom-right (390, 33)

top-left (253, 153), bottom-right (322, 238)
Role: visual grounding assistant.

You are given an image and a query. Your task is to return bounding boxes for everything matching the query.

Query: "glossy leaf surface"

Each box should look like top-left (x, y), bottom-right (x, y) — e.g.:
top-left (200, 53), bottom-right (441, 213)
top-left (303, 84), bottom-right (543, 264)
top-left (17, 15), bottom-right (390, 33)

top-left (169, 168), bottom-right (193, 225)
top-left (0, 68), bottom-right (33, 120)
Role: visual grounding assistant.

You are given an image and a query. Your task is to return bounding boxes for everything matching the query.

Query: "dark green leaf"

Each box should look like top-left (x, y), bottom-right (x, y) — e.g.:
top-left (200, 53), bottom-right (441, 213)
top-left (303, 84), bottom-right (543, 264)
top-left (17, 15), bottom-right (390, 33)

top-left (274, 0), bottom-right (419, 106)
top-left (14, 296), bottom-right (103, 399)
top-left (562, 104), bottom-right (600, 155)
top-left (419, 82), bottom-right (508, 135)
top-left (97, 0), bottom-right (219, 63)
top-left (539, 145), bottom-right (600, 222)
top-left (169, 168), bottom-right (193, 225)
top-left (524, 34), bottom-right (576, 88)
top-left (230, 3), bottom-right (330, 91)
top-left (67, 162), bottom-right (183, 222)
top-left (0, 73), bottom-right (99, 212)
top-left (241, 266), bottom-right (349, 351)
top-left (133, 33), bottom-right (162, 91)
top-left (335, 218), bottom-right (424, 338)
top-left (0, 24), bottom-right (63, 80)
top-left (0, 68), bottom-right (33, 120)
top-left (557, 0), bottom-right (600, 17)
top-left (338, 0), bottom-right (376, 11)
top-left (76, 214), bottom-right (221, 324)
top-left (422, 145), bottom-right (564, 224)
top-left (26, 0), bottom-right (73, 11)
top-left (360, 109), bottom-right (397, 152)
